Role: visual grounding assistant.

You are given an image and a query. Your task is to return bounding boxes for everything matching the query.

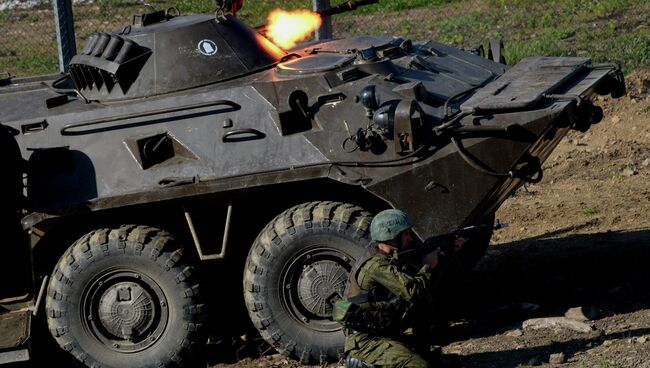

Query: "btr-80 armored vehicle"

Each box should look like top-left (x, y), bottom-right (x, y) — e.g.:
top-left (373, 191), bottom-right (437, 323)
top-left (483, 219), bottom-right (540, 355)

top-left (0, 0), bottom-right (624, 366)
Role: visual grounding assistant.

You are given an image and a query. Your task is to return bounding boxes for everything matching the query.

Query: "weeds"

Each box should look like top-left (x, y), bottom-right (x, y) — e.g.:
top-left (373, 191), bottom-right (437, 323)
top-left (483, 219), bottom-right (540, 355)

top-left (2, 0), bottom-right (650, 76)
top-left (599, 359), bottom-right (622, 368)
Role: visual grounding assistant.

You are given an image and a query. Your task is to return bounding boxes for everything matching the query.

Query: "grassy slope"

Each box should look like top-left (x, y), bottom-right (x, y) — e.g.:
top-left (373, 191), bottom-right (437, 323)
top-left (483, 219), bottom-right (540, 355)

top-left (1, 0), bottom-right (648, 76)
top-left (333, 0), bottom-right (650, 73)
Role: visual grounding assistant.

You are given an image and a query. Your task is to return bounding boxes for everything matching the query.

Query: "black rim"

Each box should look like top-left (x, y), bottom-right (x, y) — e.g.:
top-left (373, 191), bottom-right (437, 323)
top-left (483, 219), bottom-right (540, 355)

top-left (81, 269), bottom-right (169, 353)
top-left (280, 236), bottom-right (356, 333)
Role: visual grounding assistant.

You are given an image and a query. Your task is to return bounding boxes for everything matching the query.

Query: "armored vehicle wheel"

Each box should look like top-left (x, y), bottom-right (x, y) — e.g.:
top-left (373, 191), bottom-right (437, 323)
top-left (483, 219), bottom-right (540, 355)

top-left (244, 201), bottom-right (372, 363)
top-left (45, 225), bottom-right (203, 368)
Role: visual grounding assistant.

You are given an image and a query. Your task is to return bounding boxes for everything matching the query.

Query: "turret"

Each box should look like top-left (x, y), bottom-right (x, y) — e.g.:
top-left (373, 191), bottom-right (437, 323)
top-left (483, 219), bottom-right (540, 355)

top-left (68, 10), bottom-right (285, 102)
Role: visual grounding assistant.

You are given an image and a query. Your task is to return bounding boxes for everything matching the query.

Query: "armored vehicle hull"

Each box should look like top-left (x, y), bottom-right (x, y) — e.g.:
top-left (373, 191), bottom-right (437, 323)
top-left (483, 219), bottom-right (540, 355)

top-left (0, 6), bottom-right (624, 367)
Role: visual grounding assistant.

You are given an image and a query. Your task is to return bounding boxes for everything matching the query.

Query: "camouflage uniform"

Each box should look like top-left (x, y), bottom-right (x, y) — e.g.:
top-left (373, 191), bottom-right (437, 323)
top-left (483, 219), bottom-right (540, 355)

top-left (343, 251), bottom-right (435, 368)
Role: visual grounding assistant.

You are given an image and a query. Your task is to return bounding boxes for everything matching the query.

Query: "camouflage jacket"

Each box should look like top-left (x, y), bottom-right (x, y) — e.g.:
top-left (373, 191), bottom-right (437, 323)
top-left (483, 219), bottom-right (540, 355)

top-left (356, 253), bottom-right (433, 305)
top-left (347, 251), bottom-right (434, 330)
top-left (342, 251), bottom-right (435, 351)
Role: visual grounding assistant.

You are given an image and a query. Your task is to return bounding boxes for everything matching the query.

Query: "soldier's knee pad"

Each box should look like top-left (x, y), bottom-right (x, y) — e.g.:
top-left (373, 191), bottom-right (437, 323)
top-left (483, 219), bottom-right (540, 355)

top-left (346, 356), bottom-right (376, 368)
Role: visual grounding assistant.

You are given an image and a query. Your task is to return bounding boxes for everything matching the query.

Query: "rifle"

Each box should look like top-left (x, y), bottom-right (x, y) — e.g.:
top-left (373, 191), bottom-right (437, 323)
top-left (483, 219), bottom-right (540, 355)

top-left (395, 222), bottom-right (508, 262)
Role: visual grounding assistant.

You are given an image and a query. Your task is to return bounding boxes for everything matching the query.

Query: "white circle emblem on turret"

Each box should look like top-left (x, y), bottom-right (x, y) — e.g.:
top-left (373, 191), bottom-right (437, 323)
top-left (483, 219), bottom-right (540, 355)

top-left (198, 40), bottom-right (218, 56)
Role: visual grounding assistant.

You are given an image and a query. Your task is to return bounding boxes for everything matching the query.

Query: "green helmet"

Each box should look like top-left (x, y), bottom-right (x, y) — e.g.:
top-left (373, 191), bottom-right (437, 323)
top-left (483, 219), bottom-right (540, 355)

top-left (370, 209), bottom-right (413, 242)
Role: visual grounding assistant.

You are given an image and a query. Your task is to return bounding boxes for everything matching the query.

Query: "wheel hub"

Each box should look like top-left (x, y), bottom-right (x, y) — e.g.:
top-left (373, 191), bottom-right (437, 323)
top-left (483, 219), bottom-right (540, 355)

top-left (296, 260), bottom-right (348, 318)
top-left (98, 281), bottom-right (155, 341)
top-left (83, 270), bottom-right (169, 352)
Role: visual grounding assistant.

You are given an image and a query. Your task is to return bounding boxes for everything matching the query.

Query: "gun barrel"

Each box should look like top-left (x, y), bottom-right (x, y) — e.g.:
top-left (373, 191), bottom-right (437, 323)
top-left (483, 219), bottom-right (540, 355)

top-left (316, 0), bottom-right (379, 18)
top-left (395, 224), bottom-right (494, 261)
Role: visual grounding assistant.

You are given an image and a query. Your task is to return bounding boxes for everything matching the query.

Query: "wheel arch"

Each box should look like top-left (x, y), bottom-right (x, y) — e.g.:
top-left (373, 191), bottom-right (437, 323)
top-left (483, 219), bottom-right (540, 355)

top-left (31, 178), bottom-right (390, 277)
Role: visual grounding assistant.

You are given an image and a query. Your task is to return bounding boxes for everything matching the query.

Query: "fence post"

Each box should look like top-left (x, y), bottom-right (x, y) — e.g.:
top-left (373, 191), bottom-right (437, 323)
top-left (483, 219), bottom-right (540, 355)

top-left (53, 0), bottom-right (77, 73)
top-left (313, 0), bottom-right (332, 40)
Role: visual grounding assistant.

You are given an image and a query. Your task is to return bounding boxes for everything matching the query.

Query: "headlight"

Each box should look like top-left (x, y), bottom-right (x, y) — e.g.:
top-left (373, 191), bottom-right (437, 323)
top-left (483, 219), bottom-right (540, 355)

top-left (372, 105), bottom-right (394, 131)
top-left (359, 85), bottom-right (380, 111)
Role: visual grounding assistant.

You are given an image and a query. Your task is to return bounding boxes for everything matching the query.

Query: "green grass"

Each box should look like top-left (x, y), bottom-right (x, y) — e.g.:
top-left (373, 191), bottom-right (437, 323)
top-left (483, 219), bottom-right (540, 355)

top-left (582, 209), bottom-right (600, 217)
top-left (2, 0), bottom-right (649, 76)
top-left (12, 53), bottom-right (58, 75)
top-left (335, 0), bottom-right (650, 73)
top-left (343, 0), bottom-right (454, 14)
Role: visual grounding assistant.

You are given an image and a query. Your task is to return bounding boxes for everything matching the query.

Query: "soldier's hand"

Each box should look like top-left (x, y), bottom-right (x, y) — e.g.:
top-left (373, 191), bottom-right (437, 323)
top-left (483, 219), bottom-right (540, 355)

top-left (422, 247), bottom-right (440, 268)
top-left (452, 237), bottom-right (467, 252)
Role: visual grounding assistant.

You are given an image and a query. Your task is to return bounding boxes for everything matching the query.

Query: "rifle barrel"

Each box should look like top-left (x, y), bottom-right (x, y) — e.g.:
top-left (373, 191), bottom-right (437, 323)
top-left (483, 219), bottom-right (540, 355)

top-left (395, 224), bottom-right (493, 261)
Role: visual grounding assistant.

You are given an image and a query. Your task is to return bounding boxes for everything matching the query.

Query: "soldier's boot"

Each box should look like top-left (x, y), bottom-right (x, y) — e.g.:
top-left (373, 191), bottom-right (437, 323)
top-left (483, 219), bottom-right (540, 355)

top-left (345, 356), bottom-right (376, 368)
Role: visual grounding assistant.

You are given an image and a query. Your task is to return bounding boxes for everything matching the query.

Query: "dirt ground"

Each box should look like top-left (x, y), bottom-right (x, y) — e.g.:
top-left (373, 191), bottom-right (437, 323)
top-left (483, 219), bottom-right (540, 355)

top-left (210, 70), bottom-right (650, 368)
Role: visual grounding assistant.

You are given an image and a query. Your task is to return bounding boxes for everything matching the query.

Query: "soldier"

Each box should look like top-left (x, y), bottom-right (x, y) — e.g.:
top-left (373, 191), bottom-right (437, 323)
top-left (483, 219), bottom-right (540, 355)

top-left (334, 209), bottom-right (465, 368)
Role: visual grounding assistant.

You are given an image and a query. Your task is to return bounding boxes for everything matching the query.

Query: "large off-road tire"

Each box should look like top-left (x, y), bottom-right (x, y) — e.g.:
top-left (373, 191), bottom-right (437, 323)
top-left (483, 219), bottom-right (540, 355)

top-left (45, 225), bottom-right (204, 368)
top-left (244, 201), bottom-right (373, 363)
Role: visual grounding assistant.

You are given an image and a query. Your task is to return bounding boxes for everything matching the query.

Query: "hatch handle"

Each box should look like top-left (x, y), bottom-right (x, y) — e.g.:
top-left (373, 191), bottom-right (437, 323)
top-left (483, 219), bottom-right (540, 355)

top-left (222, 128), bottom-right (266, 142)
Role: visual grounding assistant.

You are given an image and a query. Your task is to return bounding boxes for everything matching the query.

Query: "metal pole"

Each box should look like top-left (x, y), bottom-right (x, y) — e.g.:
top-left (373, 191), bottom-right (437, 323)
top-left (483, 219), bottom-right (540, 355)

top-left (313, 0), bottom-right (333, 40)
top-left (53, 0), bottom-right (77, 73)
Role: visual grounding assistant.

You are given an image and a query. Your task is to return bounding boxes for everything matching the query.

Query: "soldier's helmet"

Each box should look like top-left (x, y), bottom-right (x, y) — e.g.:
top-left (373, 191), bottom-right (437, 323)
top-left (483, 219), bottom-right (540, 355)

top-left (370, 209), bottom-right (413, 242)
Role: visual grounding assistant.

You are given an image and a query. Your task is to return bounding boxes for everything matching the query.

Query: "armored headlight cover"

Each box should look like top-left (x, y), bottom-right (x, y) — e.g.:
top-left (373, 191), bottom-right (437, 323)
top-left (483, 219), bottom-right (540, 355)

top-left (358, 85), bottom-right (380, 111)
top-left (372, 105), bottom-right (394, 132)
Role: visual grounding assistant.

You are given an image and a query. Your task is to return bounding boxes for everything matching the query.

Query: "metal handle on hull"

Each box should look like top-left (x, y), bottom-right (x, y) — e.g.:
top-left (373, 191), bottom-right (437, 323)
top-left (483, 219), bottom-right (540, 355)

top-left (60, 100), bottom-right (240, 136)
top-left (222, 128), bottom-right (266, 142)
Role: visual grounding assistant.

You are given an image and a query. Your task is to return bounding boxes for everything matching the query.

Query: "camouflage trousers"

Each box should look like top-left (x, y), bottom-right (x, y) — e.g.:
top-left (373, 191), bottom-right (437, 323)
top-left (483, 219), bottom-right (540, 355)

top-left (345, 332), bottom-right (430, 368)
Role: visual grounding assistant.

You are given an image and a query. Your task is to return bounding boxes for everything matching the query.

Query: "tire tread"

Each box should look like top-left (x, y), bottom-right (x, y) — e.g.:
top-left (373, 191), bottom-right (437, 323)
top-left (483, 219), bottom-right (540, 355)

top-left (243, 201), bottom-right (372, 363)
top-left (45, 225), bottom-right (204, 368)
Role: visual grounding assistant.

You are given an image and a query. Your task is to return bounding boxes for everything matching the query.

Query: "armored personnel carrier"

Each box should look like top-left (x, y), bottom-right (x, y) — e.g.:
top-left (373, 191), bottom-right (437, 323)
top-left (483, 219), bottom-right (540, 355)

top-left (0, 0), bottom-right (624, 366)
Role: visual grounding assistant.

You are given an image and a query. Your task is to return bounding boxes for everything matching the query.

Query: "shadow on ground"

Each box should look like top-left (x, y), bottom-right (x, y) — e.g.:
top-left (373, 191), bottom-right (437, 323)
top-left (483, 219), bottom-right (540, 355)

top-left (438, 226), bottom-right (650, 367)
